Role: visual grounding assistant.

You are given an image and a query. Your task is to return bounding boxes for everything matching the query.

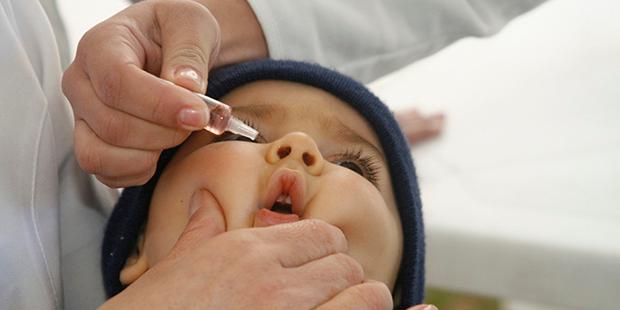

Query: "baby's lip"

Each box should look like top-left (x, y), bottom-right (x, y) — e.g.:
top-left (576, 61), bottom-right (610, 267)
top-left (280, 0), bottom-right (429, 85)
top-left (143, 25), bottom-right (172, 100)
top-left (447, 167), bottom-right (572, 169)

top-left (262, 167), bottom-right (306, 217)
top-left (254, 208), bottom-right (299, 227)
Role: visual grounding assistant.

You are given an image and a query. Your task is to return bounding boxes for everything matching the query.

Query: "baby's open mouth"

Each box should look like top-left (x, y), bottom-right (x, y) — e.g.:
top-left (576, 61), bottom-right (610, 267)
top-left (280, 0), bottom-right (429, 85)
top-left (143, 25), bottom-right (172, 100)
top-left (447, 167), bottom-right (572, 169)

top-left (271, 194), bottom-right (293, 214)
top-left (254, 168), bottom-right (306, 227)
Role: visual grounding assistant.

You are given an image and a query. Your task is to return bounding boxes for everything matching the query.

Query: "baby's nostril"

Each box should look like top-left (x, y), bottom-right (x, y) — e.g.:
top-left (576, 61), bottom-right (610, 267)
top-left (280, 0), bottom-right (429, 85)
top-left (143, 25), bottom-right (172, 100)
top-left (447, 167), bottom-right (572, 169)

top-left (277, 146), bottom-right (292, 159)
top-left (302, 152), bottom-right (315, 166)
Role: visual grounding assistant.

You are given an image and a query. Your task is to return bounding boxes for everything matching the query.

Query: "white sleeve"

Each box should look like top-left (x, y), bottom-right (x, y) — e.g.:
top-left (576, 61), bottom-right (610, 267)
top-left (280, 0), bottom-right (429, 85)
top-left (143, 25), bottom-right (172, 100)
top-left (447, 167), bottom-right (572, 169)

top-left (1, 0), bottom-right (110, 308)
top-left (1, 0), bottom-right (68, 308)
top-left (247, 0), bottom-right (546, 83)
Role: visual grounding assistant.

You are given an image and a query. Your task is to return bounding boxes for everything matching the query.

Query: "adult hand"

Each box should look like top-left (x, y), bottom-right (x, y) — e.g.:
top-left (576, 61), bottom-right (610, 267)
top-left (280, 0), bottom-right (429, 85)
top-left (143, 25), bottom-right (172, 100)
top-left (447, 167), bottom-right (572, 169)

top-left (100, 204), bottom-right (392, 309)
top-left (62, 0), bottom-right (267, 188)
top-left (408, 305), bottom-right (439, 310)
top-left (395, 108), bottom-right (445, 145)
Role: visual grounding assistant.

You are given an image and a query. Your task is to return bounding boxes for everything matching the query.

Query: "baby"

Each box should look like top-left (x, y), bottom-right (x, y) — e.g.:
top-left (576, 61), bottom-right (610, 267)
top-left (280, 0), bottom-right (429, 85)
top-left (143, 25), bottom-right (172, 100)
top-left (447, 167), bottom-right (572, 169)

top-left (101, 60), bottom-right (425, 308)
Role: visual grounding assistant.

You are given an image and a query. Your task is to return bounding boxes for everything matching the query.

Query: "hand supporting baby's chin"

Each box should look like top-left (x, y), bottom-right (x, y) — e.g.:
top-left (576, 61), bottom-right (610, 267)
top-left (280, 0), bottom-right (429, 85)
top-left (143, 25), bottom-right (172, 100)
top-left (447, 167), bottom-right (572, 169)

top-left (188, 189), bottom-right (226, 234)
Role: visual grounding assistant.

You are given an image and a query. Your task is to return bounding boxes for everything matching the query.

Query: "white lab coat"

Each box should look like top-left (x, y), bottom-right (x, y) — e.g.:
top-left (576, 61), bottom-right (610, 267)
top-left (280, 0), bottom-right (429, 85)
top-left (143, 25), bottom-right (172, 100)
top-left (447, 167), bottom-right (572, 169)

top-left (248, 0), bottom-right (545, 83)
top-left (1, 0), bottom-right (113, 309)
top-left (1, 0), bottom-right (69, 308)
top-left (0, 0), bottom-right (544, 308)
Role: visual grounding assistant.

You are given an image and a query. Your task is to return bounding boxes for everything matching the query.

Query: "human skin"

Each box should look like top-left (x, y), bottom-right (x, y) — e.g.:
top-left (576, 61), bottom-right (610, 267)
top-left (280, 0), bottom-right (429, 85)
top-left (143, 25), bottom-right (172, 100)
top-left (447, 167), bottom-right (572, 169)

top-left (64, 1), bottom-right (434, 307)
top-left (120, 80), bottom-right (404, 290)
top-left (62, 0), bottom-right (268, 188)
top-left (62, 0), bottom-right (443, 189)
top-left (101, 213), bottom-right (394, 309)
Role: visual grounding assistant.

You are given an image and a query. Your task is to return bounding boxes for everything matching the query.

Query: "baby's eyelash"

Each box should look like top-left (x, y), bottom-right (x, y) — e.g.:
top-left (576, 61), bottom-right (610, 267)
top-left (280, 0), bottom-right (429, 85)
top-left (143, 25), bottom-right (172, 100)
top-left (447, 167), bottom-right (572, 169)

top-left (236, 117), bottom-right (267, 143)
top-left (238, 117), bottom-right (257, 130)
top-left (334, 149), bottom-right (381, 186)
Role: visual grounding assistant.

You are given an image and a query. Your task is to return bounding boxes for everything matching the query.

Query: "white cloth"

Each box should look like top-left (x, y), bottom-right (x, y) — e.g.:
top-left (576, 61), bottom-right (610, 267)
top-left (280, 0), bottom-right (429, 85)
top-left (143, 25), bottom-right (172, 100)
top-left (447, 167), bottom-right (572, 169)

top-left (248, 0), bottom-right (545, 83)
top-left (1, 0), bottom-right (544, 308)
top-left (0, 0), bottom-right (111, 308)
top-left (38, 0), bottom-right (70, 68)
top-left (1, 0), bottom-right (67, 308)
top-left (368, 1), bottom-right (620, 308)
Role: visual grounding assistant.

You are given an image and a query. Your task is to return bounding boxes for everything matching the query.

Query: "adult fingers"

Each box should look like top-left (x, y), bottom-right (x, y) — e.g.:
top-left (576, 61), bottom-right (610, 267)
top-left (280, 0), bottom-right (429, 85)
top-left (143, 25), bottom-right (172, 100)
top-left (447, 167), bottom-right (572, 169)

top-left (168, 189), bottom-right (226, 259)
top-left (70, 20), bottom-right (210, 131)
top-left (256, 219), bottom-right (349, 268)
top-left (317, 279), bottom-right (393, 310)
top-left (74, 120), bottom-right (159, 187)
top-left (395, 109), bottom-right (445, 145)
top-left (287, 253), bottom-right (364, 303)
top-left (155, 0), bottom-right (220, 93)
top-left (66, 66), bottom-right (189, 150)
top-left (87, 60), bottom-right (209, 130)
top-left (406, 115), bottom-right (443, 143)
top-left (407, 304), bottom-right (439, 310)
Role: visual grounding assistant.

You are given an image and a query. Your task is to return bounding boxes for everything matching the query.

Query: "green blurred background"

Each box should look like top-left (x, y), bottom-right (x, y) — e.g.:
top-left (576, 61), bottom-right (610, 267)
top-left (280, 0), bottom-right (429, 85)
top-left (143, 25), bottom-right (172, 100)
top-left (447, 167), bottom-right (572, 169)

top-left (426, 288), bottom-right (499, 310)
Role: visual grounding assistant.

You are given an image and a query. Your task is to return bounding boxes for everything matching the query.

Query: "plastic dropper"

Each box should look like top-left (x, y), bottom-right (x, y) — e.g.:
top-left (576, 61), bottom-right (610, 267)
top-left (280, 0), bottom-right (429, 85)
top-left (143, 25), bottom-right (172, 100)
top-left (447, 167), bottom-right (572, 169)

top-left (194, 93), bottom-right (259, 140)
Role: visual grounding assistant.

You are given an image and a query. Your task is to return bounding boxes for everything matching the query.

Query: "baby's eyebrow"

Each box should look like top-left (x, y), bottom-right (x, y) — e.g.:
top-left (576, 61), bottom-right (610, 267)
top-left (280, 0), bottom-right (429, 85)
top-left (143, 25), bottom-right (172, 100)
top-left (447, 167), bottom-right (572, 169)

top-left (321, 116), bottom-right (384, 157)
top-left (233, 104), bottom-right (280, 119)
top-left (233, 103), bottom-right (383, 157)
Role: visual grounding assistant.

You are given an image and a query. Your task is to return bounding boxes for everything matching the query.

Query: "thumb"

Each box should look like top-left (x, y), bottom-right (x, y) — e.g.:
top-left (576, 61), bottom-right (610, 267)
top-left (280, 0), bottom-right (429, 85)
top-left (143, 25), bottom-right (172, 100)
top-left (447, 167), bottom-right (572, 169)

top-left (169, 189), bottom-right (225, 258)
top-left (156, 1), bottom-right (221, 93)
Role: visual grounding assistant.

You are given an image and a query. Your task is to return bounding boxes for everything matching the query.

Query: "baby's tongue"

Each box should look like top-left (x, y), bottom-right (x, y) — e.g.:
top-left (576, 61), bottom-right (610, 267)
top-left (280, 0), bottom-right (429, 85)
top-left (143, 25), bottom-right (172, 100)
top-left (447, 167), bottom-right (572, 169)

top-left (253, 208), bottom-right (299, 227)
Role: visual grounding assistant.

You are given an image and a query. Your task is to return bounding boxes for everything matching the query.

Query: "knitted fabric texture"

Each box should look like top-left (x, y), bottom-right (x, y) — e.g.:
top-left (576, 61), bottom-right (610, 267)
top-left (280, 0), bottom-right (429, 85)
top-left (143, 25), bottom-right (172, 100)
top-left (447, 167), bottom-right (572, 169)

top-left (101, 60), bottom-right (425, 308)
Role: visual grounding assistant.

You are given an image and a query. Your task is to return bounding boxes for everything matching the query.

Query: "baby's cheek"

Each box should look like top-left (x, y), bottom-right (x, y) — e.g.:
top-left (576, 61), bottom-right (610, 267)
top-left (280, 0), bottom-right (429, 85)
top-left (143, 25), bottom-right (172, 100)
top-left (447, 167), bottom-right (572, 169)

top-left (143, 216), bottom-right (189, 266)
top-left (144, 177), bottom-right (195, 265)
top-left (304, 172), bottom-right (400, 285)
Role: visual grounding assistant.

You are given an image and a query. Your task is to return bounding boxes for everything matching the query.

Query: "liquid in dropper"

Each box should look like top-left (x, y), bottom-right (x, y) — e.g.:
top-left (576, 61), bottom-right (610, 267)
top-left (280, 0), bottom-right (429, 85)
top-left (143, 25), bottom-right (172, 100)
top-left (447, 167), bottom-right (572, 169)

top-left (204, 103), bottom-right (231, 135)
top-left (194, 93), bottom-right (258, 140)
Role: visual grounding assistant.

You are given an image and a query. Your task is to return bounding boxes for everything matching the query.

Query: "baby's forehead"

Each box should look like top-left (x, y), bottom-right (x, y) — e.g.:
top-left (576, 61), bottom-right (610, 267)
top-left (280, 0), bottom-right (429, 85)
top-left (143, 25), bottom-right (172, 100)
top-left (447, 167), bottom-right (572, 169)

top-left (225, 80), bottom-right (349, 114)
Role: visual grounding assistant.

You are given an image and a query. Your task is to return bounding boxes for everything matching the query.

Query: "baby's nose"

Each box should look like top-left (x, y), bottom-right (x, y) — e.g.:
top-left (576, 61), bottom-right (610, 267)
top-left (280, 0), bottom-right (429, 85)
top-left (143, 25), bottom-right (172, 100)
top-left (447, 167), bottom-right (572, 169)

top-left (266, 132), bottom-right (324, 176)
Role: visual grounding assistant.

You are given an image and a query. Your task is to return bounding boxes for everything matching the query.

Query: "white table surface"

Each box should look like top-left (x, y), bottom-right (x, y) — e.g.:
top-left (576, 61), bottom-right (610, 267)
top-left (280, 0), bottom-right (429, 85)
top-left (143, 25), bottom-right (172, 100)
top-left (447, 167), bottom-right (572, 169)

top-left (57, 0), bottom-right (619, 308)
top-left (368, 0), bottom-right (620, 309)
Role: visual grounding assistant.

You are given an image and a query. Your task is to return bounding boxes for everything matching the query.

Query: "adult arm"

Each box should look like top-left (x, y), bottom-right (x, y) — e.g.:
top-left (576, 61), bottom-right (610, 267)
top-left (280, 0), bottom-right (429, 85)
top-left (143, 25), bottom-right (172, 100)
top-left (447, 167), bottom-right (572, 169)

top-left (248, 0), bottom-right (547, 83)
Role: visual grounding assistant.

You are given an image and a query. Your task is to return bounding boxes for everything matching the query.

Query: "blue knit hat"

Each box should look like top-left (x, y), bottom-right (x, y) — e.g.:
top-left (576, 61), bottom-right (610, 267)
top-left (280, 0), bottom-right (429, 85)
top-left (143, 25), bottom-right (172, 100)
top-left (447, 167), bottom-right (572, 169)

top-left (102, 60), bottom-right (425, 308)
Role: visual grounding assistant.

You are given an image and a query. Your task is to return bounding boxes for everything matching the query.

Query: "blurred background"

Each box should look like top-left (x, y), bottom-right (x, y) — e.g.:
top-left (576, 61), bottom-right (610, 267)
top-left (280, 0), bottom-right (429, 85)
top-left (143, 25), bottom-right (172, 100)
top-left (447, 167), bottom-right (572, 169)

top-left (54, 0), bottom-right (620, 309)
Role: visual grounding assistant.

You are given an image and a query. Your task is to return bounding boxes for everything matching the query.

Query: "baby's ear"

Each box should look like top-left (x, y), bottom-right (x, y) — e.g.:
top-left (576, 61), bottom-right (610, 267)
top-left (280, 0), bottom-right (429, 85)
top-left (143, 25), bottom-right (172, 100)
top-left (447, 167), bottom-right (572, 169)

top-left (119, 234), bottom-right (148, 285)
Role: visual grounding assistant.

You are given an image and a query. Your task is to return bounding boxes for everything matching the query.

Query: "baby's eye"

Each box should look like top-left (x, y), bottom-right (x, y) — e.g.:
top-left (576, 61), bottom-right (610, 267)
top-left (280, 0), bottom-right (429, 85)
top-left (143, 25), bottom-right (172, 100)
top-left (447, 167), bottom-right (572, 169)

top-left (337, 161), bottom-right (365, 177)
top-left (214, 132), bottom-right (257, 143)
top-left (330, 149), bottom-right (380, 186)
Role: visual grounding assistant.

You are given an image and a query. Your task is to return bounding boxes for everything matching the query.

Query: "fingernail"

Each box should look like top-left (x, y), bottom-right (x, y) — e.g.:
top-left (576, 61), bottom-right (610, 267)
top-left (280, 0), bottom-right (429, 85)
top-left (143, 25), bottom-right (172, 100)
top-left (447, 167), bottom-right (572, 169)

top-left (423, 305), bottom-right (439, 310)
top-left (179, 107), bottom-right (209, 130)
top-left (174, 67), bottom-right (205, 91)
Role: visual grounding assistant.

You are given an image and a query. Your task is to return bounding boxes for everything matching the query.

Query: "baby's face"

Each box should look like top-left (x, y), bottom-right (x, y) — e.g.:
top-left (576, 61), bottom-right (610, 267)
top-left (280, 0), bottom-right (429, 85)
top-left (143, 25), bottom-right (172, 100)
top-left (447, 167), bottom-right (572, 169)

top-left (135, 80), bottom-right (403, 288)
